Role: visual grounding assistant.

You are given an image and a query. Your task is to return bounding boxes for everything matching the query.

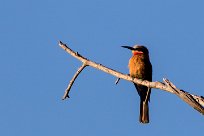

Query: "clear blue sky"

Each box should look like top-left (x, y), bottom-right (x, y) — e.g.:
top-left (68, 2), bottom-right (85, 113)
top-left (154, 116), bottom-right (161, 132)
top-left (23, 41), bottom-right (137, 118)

top-left (0, 0), bottom-right (203, 136)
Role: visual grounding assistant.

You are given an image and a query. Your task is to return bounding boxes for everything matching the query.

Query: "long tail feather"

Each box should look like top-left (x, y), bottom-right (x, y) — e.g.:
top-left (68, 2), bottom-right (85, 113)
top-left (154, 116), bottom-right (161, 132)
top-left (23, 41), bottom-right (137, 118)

top-left (140, 100), bottom-right (149, 123)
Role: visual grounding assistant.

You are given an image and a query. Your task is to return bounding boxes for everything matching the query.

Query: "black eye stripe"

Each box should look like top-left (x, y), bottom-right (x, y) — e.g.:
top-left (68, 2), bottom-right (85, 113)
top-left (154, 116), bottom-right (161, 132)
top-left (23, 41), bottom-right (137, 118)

top-left (134, 48), bottom-right (143, 51)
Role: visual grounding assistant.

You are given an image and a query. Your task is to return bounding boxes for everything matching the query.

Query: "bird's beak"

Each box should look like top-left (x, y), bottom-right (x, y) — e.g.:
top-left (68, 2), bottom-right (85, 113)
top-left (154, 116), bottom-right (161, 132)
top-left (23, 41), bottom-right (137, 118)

top-left (121, 46), bottom-right (135, 51)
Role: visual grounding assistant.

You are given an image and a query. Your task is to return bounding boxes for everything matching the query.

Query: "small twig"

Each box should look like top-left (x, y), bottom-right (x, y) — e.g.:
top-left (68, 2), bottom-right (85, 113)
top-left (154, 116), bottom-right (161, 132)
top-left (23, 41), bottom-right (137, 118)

top-left (62, 63), bottom-right (87, 100)
top-left (115, 78), bottom-right (120, 84)
top-left (115, 74), bottom-right (131, 85)
top-left (59, 41), bottom-right (204, 114)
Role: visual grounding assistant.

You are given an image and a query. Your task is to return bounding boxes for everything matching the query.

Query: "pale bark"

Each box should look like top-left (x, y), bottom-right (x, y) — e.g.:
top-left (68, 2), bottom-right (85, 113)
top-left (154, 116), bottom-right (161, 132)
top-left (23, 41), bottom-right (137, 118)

top-left (59, 41), bottom-right (204, 115)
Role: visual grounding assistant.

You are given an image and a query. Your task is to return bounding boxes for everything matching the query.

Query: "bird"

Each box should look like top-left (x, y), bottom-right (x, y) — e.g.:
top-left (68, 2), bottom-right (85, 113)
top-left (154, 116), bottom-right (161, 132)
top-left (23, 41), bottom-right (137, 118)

top-left (122, 45), bottom-right (152, 124)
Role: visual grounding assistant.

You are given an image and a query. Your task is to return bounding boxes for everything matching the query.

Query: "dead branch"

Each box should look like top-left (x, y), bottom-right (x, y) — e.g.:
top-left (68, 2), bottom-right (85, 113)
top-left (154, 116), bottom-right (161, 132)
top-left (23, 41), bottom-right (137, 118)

top-left (59, 41), bottom-right (204, 115)
top-left (62, 63), bottom-right (87, 100)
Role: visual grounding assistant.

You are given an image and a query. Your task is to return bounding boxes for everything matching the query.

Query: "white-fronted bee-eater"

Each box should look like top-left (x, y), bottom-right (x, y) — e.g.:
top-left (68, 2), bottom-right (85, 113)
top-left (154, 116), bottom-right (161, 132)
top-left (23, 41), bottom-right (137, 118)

top-left (122, 45), bottom-right (152, 124)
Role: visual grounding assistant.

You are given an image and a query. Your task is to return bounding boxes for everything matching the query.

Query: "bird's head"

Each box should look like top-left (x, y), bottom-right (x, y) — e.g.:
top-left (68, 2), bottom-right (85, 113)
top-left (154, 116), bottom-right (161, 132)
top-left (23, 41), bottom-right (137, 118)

top-left (121, 45), bottom-right (149, 56)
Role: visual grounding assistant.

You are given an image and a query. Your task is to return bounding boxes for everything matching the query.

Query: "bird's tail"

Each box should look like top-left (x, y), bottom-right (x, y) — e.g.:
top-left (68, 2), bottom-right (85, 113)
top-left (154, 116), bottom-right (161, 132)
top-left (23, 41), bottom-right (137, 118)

top-left (139, 100), bottom-right (149, 124)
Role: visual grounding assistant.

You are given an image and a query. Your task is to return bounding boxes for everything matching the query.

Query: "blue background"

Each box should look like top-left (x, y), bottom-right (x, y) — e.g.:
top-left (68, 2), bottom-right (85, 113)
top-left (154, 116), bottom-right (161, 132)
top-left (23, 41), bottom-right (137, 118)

top-left (0, 0), bottom-right (203, 135)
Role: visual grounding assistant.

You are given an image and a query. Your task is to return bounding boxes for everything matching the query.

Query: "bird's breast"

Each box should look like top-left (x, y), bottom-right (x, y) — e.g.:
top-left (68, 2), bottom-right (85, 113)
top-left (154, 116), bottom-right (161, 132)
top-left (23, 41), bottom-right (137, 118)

top-left (128, 55), bottom-right (148, 79)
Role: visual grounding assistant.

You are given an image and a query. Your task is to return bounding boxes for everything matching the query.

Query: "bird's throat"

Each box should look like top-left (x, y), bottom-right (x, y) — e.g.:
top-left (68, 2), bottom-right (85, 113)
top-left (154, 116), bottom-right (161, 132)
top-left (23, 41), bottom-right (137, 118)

top-left (133, 51), bottom-right (143, 55)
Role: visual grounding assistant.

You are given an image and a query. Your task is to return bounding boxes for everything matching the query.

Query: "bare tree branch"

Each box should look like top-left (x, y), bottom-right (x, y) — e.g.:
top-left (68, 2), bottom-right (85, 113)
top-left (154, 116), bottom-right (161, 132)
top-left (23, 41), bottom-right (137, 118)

top-left (62, 63), bottom-right (87, 100)
top-left (163, 79), bottom-right (204, 114)
top-left (59, 41), bottom-right (204, 115)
